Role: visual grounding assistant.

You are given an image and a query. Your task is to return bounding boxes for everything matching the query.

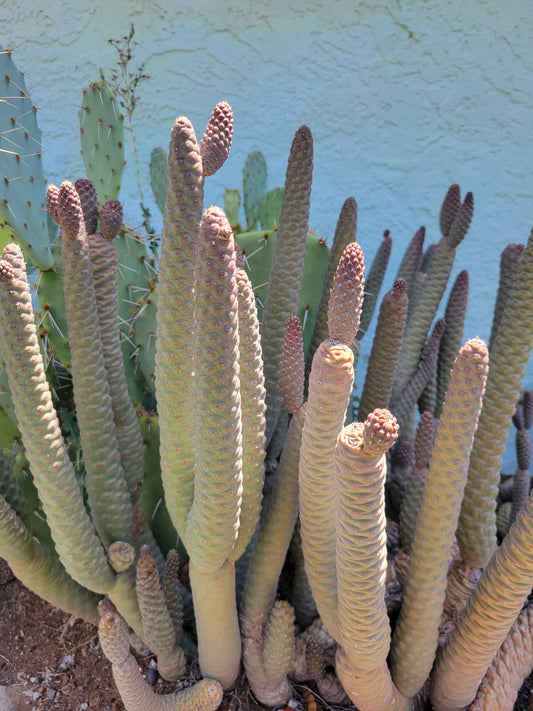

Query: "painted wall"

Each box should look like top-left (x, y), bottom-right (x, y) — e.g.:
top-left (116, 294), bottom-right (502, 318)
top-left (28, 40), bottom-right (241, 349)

top-left (1, 0), bottom-right (532, 461)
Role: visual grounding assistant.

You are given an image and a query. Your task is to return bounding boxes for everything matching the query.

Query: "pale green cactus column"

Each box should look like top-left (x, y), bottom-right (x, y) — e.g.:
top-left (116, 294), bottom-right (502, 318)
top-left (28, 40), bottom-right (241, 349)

top-left (299, 241), bottom-right (365, 642)
top-left (390, 337), bottom-right (489, 698)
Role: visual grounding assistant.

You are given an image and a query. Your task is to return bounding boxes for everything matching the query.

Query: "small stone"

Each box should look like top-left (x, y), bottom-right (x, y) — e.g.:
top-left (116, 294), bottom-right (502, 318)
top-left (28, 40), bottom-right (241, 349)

top-left (59, 654), bottom-right (75, 670)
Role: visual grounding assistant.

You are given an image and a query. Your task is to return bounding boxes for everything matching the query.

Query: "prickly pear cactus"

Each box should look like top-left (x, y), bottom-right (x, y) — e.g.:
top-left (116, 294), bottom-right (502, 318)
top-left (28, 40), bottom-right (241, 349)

top-left (79, 81), bottom-right (125, 204)
top-left (149, 146), bottom-right (167, 215)
top-left (243, 150), bottom-right (267, 231)
top-left (258, 187), bottom-right (284, 230)
top-left (0, 49), bottom-right (53, 270)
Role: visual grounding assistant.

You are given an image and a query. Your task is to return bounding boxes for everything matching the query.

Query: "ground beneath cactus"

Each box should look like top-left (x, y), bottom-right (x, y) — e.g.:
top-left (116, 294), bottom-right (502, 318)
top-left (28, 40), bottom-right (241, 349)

top-left (0, 560), bottom-right (316, 711)
top-left (3, 559), bottom-right (533, 711)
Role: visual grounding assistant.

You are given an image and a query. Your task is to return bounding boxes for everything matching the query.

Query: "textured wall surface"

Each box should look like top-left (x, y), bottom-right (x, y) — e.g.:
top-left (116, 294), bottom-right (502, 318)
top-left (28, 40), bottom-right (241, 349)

top-left (1, 0), bottom-right (532, 443)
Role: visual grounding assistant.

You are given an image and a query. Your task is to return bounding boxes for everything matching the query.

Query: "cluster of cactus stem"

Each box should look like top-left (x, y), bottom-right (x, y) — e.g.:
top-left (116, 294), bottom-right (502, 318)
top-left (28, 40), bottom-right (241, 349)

top-left (2, 48), bottom-right (533, 711)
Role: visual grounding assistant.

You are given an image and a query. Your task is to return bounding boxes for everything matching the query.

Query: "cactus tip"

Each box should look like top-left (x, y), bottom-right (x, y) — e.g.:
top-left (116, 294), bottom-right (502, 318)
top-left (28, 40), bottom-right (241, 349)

top-left (99, 199), bottom-right (123, 240)
top-left (200, 205), bottom-right (233, 241)
top-left (0, 259), bottom-right (15, 285)
top-left (363, 408), bottom-right (399, 457)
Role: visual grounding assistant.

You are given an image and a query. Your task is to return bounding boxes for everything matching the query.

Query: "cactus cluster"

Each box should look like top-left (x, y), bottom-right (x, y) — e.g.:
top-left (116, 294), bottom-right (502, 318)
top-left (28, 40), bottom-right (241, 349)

top-left (1, 50), bottom-right (533, 711)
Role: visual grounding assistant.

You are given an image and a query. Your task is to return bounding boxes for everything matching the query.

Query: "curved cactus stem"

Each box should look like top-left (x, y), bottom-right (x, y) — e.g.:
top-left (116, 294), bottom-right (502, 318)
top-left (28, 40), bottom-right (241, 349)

top-left (333, 410), bottom-right (399, 711)
top-left (432, 489), bottom-right (533, 711)
top-left (155, 117), bottom-right (204, 540)
top-left (390, 338), bottom-right (489, 698)
top-left (188, 560), bottom-right (241, 690)
top-left (457, 228), bottom-right (533, 568)
top-left (0, 493), bottom-right (100, 625)
top-left (0, 243), bottom-right (114, 593)
top-left (299, 340), bottom-right (355, 642)
top-left (468, 604), bottom-right (533, 711)
top-left (261, 125), bottom-right (313, 445)
top-left (55, 181), bottom-right (132, 548)
top-left (335, 646), bottom-right (410, 711)
top-left (98, 611), bottom-right (223, 711)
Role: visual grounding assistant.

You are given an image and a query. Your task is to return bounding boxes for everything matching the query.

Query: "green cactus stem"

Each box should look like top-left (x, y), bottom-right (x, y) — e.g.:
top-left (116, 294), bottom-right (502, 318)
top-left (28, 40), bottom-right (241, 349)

top-left (179, 206), bottom-right (244, 690)
top-left (489, 243), bottom-right (524, 350)
top-left (392, 186), bottom-right (473, 400)
top-left (189, 560), bottom-right (241, 689)
top-left (457, 228), bottom-right (533, 569)
top-left (0, 492), bottom-right (100, 624)
top-left (241, 600), bottom-right (295, 707)
top-left (390, 337), bottom-right (489, 698)
top-left (398, 411), bottom-right (434, 553)
top-left (88, 223), bottom-right (145, 499)
top-left (162, 549), bottom-right (185, 643)
top-left (98, 610), bottom-right (223, 711)
top-left (136, 546), bottom-right (186, 681)
top-left (358, 279), bottom-right (408, 421)
top-left (52, 181), bottom-right (133, 548)
top-left (395, 226), bottom-right (424, 292)
top-left (242, 319), bottom-right (306, 656)
top-left (435, 270), bottom-right (469, 419)
top-left (200, 101), bottom-right (233, 177)
top-left (357, 229), bottom-right (392, 340)
top-left (510, 393), bottom-right (532, 525)
top-left (0, 48), bottom-right (53, 269)
top-left (260, 125), bottom-right (313, 445)
top-left (184, 206), bottom-right (242, 571)
top-left (278, 315), bottom-right (305, 417)
top-left (0, 242), bottom-right (115, 593)
top-left (155, 116), bottom-right (204, 541)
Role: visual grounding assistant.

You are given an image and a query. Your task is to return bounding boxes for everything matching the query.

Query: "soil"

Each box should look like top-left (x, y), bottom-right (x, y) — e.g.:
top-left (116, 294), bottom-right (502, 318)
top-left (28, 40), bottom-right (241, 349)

top-left (0, 559), bottom-right (316, 711)
top-left (3, 557), bottom-right (533, 711)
